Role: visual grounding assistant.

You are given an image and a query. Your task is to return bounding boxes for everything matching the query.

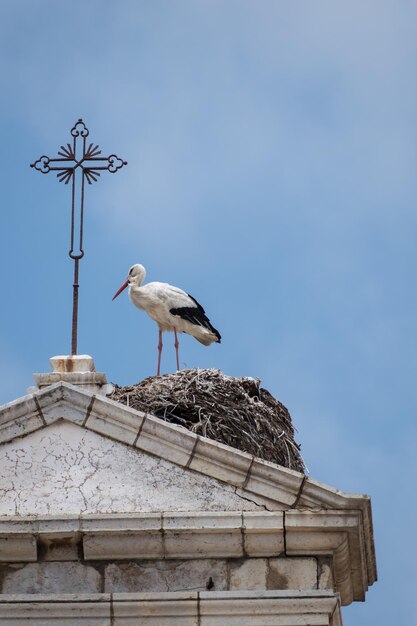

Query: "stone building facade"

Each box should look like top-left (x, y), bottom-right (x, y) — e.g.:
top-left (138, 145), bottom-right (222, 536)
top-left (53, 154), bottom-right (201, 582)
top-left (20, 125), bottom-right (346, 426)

top-left (0, 357), bottom-right (376, 625)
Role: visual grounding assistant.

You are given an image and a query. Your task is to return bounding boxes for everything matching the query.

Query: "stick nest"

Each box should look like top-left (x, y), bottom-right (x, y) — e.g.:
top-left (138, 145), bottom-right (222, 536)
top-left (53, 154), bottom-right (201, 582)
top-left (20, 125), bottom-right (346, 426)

top-left (110, 368), bottom-right (305, 473)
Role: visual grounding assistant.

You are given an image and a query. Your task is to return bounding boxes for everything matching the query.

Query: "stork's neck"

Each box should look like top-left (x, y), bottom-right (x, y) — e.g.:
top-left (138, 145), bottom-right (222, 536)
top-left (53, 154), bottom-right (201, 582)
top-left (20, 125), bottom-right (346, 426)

top-left (131, 276), bottom-right (144, 288)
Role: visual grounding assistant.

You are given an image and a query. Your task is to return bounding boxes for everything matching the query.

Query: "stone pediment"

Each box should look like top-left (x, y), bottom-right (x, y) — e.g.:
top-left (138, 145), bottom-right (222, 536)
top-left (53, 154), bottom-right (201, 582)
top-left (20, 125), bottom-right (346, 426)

top-left (0, 381), bottom-right (377, 606)
top-left (0, 381), bottom-right (373, 513)
top-left (0, 420), bottom-right (261, 516)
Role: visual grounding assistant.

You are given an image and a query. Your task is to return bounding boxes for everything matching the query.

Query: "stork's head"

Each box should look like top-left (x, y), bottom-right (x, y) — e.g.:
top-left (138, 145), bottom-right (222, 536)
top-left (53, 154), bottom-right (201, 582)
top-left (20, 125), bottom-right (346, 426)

top-left (127, 263), bottom-right (146, 284)
top-left (112, 263), bottom-right (146, 301)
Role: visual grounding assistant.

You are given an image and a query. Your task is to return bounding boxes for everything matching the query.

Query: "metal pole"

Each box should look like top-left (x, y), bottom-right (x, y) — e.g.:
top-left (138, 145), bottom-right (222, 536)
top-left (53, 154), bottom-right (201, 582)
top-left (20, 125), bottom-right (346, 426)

top-left (71, 258), bottom-right (79, 355)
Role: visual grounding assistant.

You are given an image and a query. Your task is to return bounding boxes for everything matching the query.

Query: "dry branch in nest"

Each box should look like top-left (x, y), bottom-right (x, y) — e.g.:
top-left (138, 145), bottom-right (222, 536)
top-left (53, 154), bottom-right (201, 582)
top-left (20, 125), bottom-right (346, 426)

top-left (110, 369), bottom-right (305, 474)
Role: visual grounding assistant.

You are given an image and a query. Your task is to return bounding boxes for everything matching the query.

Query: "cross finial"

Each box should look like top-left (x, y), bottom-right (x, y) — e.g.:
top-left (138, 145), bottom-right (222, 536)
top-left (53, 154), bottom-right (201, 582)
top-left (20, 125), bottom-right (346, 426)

top-left (31, 119), bottom-right (127, 355)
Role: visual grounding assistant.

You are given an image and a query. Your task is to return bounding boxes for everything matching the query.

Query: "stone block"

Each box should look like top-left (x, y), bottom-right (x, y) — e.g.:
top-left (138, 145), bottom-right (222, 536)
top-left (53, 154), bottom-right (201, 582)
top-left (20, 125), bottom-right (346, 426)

top-left (35, 383), bottom-right (89, 425)
top-left (36, 517), bottom-right (81, 535)
top-left (286, 528), bottom-right (345, 555)
top-left (83, 532), bottom-right (164, 560)
top-left (229, 559), bottom-right (268, 590)
top-left (105, 562), bottom-right (164, 593)
top-left (0, 535), bottom-right (37, 562)
top-left (105, 559), bottom-right (228, 593)
top-left (163, 512), bottom-right (243, 559)
top-left (297, 475), bottom-right (356, 509)
top-left (135, 415), bottom-right (198, 467)
top-left (0, 594), bottom-right (111, 625)
top-left (162, 559), bottom-right (228, 592)
top-left (50, 355), bottom-right (95, 373)
top-left (267, 557), bottom-right (317, 590)
top-left (199, 589), bottom-right (342, 626)
top-left (0, 519), bottom-right (35, 534)
top-left (85, 395), bottom-right (144, 445)
top-left (189, 438), bottom-right (252, 487)
top-left (243, 459), bottom-right (304, 507)
top-left (0, 394), bottom-right (44, 445)
top-left (112, 592), bottom-right (198, 626)
top-left (1, 562), bottom-right (102, 594)
top-left (166, 531), bottom-right (243, 559)
top-left (243, 512), bottom-right (284, 557)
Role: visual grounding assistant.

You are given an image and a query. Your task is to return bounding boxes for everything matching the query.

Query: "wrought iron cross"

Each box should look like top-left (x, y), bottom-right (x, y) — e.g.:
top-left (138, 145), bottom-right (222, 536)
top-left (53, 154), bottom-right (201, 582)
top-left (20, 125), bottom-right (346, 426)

top-left (31, 118), bottom-right (127, 355)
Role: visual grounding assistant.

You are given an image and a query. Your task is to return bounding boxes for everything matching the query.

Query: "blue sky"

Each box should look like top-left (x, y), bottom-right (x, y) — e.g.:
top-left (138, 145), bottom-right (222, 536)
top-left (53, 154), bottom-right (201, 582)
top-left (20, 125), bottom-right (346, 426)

top-left (1, 1), bottom-right (417, 623)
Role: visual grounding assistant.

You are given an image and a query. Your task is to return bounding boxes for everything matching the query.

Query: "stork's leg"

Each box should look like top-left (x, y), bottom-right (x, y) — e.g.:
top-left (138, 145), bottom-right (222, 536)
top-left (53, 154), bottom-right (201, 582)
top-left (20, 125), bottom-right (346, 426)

top-left (174, 330), bottom-right (180, 371)
top-left (157, 329), bottom-right (163, 375)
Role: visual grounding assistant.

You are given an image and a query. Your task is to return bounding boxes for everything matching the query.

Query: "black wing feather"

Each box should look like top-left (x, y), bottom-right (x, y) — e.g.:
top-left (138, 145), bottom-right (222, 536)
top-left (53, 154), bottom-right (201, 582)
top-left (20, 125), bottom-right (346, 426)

top-left (170, 294), bottom-right (221, 342)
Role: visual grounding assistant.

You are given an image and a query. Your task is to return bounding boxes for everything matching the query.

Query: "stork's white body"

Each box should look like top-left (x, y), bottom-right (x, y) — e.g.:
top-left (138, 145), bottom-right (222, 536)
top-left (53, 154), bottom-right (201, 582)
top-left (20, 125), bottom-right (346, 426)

top-left (112, 264), bottom-right (221, 374)
top-left (128, 281), bottom-right (218, 345)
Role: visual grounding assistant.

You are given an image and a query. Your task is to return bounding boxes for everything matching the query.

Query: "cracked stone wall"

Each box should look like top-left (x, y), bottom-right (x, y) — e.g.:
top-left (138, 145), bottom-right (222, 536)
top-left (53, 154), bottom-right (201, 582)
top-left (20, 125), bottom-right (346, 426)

top-left (0, 557), bottom-right (333, 595)
top-left (0, 422), bottom-right (264, 515)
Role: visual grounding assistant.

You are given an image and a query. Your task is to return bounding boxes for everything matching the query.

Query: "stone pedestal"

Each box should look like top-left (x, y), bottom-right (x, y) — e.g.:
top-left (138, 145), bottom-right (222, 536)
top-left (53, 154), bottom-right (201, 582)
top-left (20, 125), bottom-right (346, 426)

top-left (31, 355), bottom-right (113, 396)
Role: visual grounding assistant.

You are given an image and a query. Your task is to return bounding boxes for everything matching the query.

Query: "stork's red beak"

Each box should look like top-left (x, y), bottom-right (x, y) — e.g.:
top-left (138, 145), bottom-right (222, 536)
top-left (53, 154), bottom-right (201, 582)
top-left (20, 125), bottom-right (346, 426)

top-left (112, 279), bottom-right (129, 301)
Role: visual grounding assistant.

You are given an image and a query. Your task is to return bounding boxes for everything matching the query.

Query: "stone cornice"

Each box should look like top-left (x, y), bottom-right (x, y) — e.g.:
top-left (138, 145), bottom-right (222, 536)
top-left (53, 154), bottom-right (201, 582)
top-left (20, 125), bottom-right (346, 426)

top-left (0, 590), bottom-right (342, 625)
top-left (0, 509), bottom-right (369, 605)
top-left (285, 509), bottom-right (370, 605)
top-left (0, 511), bottom-right (284, 561)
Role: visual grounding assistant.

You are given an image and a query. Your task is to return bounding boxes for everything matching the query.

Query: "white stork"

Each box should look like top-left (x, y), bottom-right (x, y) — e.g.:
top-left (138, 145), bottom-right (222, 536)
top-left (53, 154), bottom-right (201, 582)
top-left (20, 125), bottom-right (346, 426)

top-left (112, 263), bottom-right (221, 375)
